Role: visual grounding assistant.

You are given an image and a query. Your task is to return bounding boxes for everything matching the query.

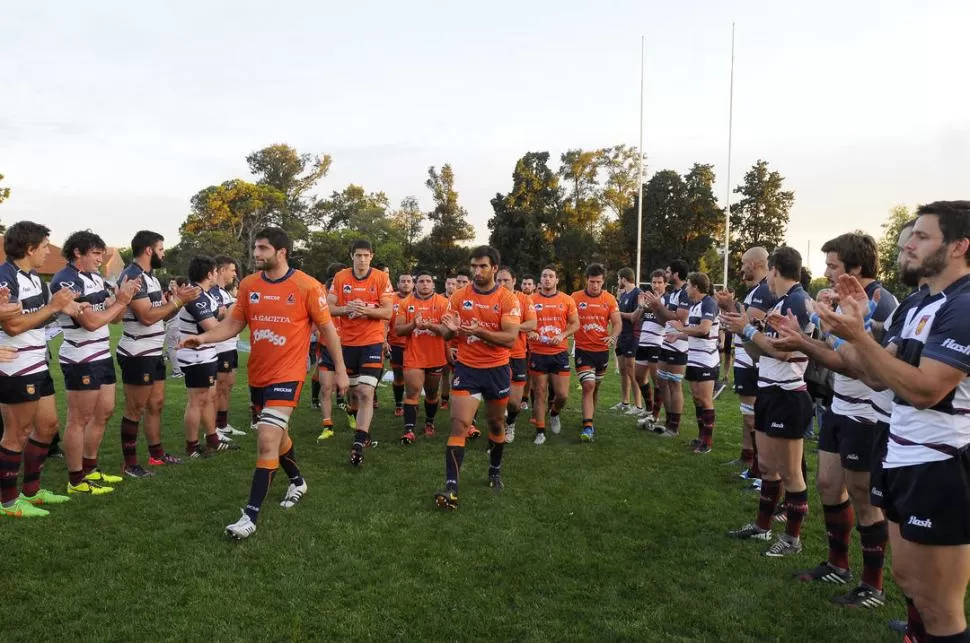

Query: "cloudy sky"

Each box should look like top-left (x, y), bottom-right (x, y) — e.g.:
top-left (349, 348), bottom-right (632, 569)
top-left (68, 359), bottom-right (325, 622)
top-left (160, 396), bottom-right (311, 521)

top-left (2, 0), bottom-right (967, 275)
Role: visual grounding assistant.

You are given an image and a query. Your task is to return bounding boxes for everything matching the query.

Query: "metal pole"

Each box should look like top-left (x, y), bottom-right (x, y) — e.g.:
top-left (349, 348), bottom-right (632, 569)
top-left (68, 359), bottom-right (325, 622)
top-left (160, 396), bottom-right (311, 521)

top-left (635, 35), bottom-right (645, 285)
top-left (722, 23), bottom-right (735, 288)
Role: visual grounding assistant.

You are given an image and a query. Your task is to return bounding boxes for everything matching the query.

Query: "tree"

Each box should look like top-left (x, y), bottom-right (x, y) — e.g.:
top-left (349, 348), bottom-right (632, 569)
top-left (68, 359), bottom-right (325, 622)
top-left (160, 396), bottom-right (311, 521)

top-left (414, 165), bottom-right (476, 279)
top-left (556, 149), bottom-right (604, 290)
top-left (0, 173), bottom-right (10, 234)
top-left (598, 144), bottom-right (643, 220)
top-left (179, 179), bottom-right (285, 272)
top-left (247, 144), bottom-right (332, 237)
top-left (877, 204), bottom-right (914, 299)
top-left (728, 160), bottom-right (794, 289)
top-left (488, 152), bottom-right (563, 277)
top-left (390, 196), bottom-right (425, 267)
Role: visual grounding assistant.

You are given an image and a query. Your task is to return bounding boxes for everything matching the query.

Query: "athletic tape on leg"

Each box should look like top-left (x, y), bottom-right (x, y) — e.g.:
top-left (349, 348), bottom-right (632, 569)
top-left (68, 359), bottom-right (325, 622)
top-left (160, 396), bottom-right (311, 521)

top-left (358, 375), bottom-right (379, 388)
top-left (258, 408), bottom-right (290, 430)
top-left (740, 402), bottom-right (755, 416)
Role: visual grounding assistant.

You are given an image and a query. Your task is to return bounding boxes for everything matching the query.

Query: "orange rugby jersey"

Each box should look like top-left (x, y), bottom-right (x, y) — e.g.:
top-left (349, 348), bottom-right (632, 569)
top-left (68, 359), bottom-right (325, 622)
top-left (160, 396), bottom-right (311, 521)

top-left (232, 269), bottom-right (331, 387)
top-left (571, 289), bottom-right (619, 352)
top-left (511, 291), bottom-right (536, 359)
top-left (529, 291), bottom-right (578, 355)
top-left (401, 292), bottom-right (450, 368)
top-left (449, 285), bottom-right (521, 369)
top-left (388, 293), bottom-right (409, 348)
top-left (331, 267), bottom-right (394, 347)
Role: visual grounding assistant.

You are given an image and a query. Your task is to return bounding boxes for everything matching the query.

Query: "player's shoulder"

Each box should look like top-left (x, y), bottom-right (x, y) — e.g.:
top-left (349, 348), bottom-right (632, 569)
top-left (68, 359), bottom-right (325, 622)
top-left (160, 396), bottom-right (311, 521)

top-left (50, 266), bottom-right (75, 287)
top-left (570, 289), bottom-right (585, 301)
top-left (604, 291), bottom-right (618, 305)
top-left (237, 273), bottom-right (262, 290)
top-left (290, 270), bottom-right (323, 290)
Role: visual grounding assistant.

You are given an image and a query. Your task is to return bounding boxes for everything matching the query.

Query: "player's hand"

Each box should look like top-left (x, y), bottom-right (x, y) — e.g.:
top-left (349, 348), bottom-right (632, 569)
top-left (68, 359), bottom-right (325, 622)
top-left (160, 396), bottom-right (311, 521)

top-left (641, 291), bottom-right (660, 309)
top-left (833, 274), bottom-right (871, 311)
top-left (176, 284), bottom-right (202, 304)
top-left (115, 277), bottom-right (139, 307)
top-left (0, 345), bottom-right (16, 363)
top-left (527, 331), bottom-right (540, 341)
top-left (459, 318), bottom-right (481, 336)
top-left (64, 301), bottom-right (92, 318)
top-left (550, 333), bottom-right (565, 345)
top-left (669, 320), bottom-right (685, 331)
top-left (447, 346), bottom-right (458, 364)
top-left (769, 322), bottom-right (807, 352)
top-left (0, 286), bottom-right (9, 306)
top-left (415, 313), bottom-right (432, 331)
top-left (603, 335), bottom-right (618, 347)
top-left (50, 287), bottom-right (79, 313)
top-left (179, 335), bottom-right (205, 349)
top-left (816, 288), bottom-right (838, 311)
top-left (816, 294), bottom-right (867, 342)
top-left (765, 310), bottom-right (798, 334)
top-left (714, 288), bottom-right (736, 311)
top-left (334, 367), bottom-right (350, 397)
top-left (0, 301), bottom-right (22, 321)
top-left (440, 312), bottom-right (460, 333)
top-left (719, 311), bottom-right (750, 335)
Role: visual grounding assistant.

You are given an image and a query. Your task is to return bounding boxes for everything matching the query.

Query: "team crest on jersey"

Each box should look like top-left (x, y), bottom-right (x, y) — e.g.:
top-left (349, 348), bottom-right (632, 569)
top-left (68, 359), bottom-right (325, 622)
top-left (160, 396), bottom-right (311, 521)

top-left (250, 292), bottom-right (261, 304)
top-left (407, 305), bottom-right (415, 313)
top-left (25, 384), bottom-right (35, 395)
top-left (462, 300), bottom-right (473, 310)
top-left (914, 315), bottom-right (930, 336)
top-left (578, 302), bottom-right (588, 310)
top-left (393, 303), bottom-right (400, 312)
top-left (343, 284), bottom-right (352, 294)
top-left (81, 375), bottom-right (91, 386)
top-left (286, 293), bottom-right (296, 305)
top-left (534, 303), bottom-right (543, 311)
top-left (493, 304), bottom-right (500, 313)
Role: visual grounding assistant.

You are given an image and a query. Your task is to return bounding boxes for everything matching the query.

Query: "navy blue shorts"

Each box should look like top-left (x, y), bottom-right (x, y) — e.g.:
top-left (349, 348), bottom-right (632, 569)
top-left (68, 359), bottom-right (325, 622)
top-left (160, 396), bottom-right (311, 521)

top-left (217, 350), bottom-right (238, 374)
top-left (659, 349), bottom-right (688, 367)
top-left (615, 335), bottom-right (637, 358)
top-left (183, 361), bottom-right (218, 389)
top-left (509, 357), bottom-right (528, 384)
top-left (574, 348), bottom-right (610, 376)
top-left (317, 345), bottom-right (336, 371)
top-left (62, 358), bottom-right (116, 391)
top-left (529, 351), bottom-right (570, 376)
top-left (686, 365), bottom-right (720, 382)
top-left (342, 343), bottom-right (384, 386)
top-left (635, 345), bottom-right (661, 365)
top-left (0, 371), bottom-right (55, 404)
top-left (389, 345), bottom-right (405, 369)
top-left (117, 354), bottom-right (166, 386)
top-left (452, 362), bottom-right (511, 401)
top-left (734, 366), bottom-right (758, 397)
top-left (250, 380), bottom-right (303, 409)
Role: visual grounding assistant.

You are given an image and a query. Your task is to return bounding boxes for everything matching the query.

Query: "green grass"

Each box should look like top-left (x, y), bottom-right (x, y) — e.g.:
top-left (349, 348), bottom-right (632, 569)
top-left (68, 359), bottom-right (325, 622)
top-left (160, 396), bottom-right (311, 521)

top-left (1, 328), bottom-right (906, 642)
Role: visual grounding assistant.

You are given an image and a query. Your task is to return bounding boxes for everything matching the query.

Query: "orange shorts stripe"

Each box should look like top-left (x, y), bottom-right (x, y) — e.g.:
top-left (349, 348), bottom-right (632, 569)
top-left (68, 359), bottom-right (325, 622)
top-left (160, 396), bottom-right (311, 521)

top-left (362, 362), bottom-right (384, 369)
top-left (447, 435), bottom-right (467, 447)
top-left (451, 390), bottom-right (472, 397)
top-left (256, 458), bottom-right (279, 469)
top-left (281, 434), bottom-right (293, 453)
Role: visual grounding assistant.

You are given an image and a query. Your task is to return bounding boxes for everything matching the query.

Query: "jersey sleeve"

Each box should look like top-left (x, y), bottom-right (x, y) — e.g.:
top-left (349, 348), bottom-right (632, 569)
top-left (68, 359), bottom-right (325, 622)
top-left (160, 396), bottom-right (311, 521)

top-left (306, 279), bottom-right (332, 326)
top-left (748, 283), bottom-right (774, 313)
top-left (50, 271), bottom-right (82, 297)
top-left (522, 295), bottom-right (536, 323)
top-left (873, 287), bottom-right (898, 323)
top-left (677, 291), bottom-right (690, 311)
top-left (378, 272), bottom-right (394, 306)
top-left (606, 293), bottom-right (619, 315)
top-left (922, 297), bottom-right (970, 373)
top-left (700, 297), bottom-right (718, 320)
top-left (501, 290), bottom-right (521, 324)
top-left (187, 296), bottom-right (215, 323)
top-left (230, 279), bottom-right (249, 322)
top-left (787, 291), bottom-right (814, 332)
top-left (124, 269), bottom-right (149, 300)
top-left (566, 296), bottom-right (578, 318)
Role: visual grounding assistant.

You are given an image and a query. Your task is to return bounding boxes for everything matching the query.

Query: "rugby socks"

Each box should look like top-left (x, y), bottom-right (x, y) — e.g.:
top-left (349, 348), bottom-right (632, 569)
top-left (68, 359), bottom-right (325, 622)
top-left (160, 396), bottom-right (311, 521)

top-left (148, 442), bottom-right (165, 460)
top-left (353, 430), bottom-right (369, 448)
top-left (756, 479), bottom-right (783, 530)
top-left (488, 433), bottom-right (505, 476)
top-left (244, 458), bottom-right (278, 523)
top-left (424, 397), bottom-right (439, 423)
top-left (665, 412), bottom-right (681, 434)
top-left (506, 406), bottom-right (519, 427)
top-left (652, 385), bottom-right (663, 419)
top-left (694, 403), bottom-right (703, 439)
top-left (859, 520), bottom-right (888, 591)
top-left (21, 438), bottom-right (50, 498)
top-left (783, 489), bottom-right (809, 539)
top-left (639, 383), bottom-right (652, 412)
top-left (82, 457), bottom-right (97, 475)
top-left (445, 435), bottom-right (466, 492)
top-left (393, 380), bottom-right (405, 409)
top-left (121, 417), bottom-right (139, 466)
top-left (310, 380), bottom-right (321, 403)
top-left (403, 399), bottom-right (418, 432)
top-left (740, 448), bottom-right (754, 467)
top-left (823, 500), bottom-right (854, 570)
top-left (205, 432), bottom-right (221, 449)
top-left (0, 447), bottom-right (22, 506)
top-left (279, 437), bottom-right (304, 487)
top-left (906, 596), bottom-right (926, 641)
top-left (68, 469), bottom-right (86, 486)
top-left (216, 410), bottom-right (229, 430)
top-left (700, 408), bottom-right (715, 447)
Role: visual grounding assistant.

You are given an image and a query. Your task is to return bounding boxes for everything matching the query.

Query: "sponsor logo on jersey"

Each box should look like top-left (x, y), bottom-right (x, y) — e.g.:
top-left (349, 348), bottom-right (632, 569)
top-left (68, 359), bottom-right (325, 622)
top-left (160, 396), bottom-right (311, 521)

top-left (914, 315), bottom-right (930, 336)
top-left (534, 304), bottom-right (543, 311)
top-left (343, 284), bottom-right (353, 294)
top-left (250, 292), bottom-right (261, 303)
top-left (253, 329), bottom-right (287, 346)
top-left (578, 302), bottom-right (588, 310)
top-left (286, 293), bottom-right (296, 305)
top-left (942, 337), bottom-right (970, 355)
top-left (907, 516), bottom-right (932, 529)
top-left (462, 300), bottom-right (473, 310)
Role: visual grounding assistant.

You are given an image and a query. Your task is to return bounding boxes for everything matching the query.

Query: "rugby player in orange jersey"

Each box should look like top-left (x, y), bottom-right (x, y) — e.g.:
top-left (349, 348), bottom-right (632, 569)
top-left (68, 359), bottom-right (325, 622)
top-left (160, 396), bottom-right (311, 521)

top-left (182, 227), bottom-right (348, 539)
top-left (434, 246), bottom-right (521, 510)
top-left (518, 274), bottom-right (537, 411)
top-left (388, 273), bottom-right (414, 417)
top-left (496, 266), bottom-right (536, 444)
top-left (439, 275), bottom-right (458, 410)
top-left (327, 239), bottom-right (394, 467)
top-left (527, 265), bottom-right (580, 445)
top-left (394, 268), bottom-right (450, 443)
top-left (316, 267), bottom-right (347, 442)
top-left (571, 263), bottom-right (622, 442)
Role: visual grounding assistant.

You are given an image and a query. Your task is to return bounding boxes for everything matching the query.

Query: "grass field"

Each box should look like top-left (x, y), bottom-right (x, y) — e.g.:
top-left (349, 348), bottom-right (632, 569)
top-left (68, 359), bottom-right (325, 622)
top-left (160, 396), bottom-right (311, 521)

top-left (1, 329), bottom-right (911, 642)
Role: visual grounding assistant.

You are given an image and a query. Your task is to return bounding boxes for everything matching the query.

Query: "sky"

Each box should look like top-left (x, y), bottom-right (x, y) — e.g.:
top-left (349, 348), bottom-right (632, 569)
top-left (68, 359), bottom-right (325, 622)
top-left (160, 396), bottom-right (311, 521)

top-left (2, 0), bottom-right (968, 277)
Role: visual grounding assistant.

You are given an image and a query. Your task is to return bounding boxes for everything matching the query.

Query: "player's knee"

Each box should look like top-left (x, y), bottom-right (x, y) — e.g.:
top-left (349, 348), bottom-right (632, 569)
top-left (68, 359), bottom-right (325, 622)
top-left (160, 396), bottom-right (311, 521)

top-left (815, 471), bottom-right (843, 501)
top-left (146, 398), bottom-right (164, 416)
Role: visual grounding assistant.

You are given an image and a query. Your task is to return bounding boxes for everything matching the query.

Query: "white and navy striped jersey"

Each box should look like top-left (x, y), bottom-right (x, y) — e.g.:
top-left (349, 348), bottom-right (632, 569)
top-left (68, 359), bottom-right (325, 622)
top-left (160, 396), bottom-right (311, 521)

top-left (117, 263), bottom-right (166, 358)
top-left (177, 286), bottom-right (219, 366)
top-left (873, 286), bottom-right (928, 425)
top-left (638, 294), bottom-right (665, 348)
top-left (662, 285), bottom-right (690, 354)
top-left (734, 279), bottom-right (775, 370)
top-left (50, 263), bottom-right (112, 366)
top-left (758, 283), bottom-right (814, 392)
top-left (830, 281), bottom-right (898, 423)
top-left (208, 285), bottom-right (237, 354)
top-left (886, 275), bottom-right (970, 468)
top-left (687, 295), bottom-right (720, 369)
top-left (0, 261), bottom-right (50, 377)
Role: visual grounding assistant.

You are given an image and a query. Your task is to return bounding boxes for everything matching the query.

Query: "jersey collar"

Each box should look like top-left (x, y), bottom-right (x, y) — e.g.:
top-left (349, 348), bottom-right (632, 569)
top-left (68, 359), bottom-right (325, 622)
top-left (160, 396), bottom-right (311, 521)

top-left (260, 268), bottom-right (295, 284)
top-left (472, 283), bottom-right (499, 296)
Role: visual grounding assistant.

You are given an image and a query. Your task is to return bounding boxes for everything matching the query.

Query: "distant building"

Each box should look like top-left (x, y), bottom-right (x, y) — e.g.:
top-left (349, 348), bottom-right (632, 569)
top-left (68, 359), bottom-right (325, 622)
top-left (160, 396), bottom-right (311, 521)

top-left (0, 235), bottom-right (125, 281)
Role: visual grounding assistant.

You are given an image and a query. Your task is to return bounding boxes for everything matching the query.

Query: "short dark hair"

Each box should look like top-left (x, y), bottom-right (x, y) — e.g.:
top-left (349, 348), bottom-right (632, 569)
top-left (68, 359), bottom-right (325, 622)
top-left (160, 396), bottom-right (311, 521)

top-left (585, 263), bottom-right (606, 278)
top-left (456, 268), bottom-right (471, 279)
top-left (687, 272), bottom-right (712, 295)
top-left (445, 274), bottom-right (457, 281)
top-left (469, 245), bottom-right (500, 267)
top-left (497, 265), bottom-right (515, 279)
top-left (188, 256), bottom-right (217, 283)
top-left (800, 266), bottom-right (812, 290)
top-left (521, 273), bottom-right (536, 283)
top-left (617, 267), bottom-right (635, 283)
top-left (667, 260), bottom-right (689, 281)
top-left (131, 230), bottom-right (164, 258)
top-left (214, 255), bottom-right (237, 270)
top-left (542, 264), bottom-right (558, 277)
top-left (62, 230), bottom-right (107, 262)
top-left (350, 239), bottom-right (373, 254)
top-left (4, 221), bottom-right (51, 260)
top-left (768, 246), bottom-right (802, 281)
top-left (918, 201), bottom-right (970, 264)
top-left (650, 269), bottom-right (667, 281)
top-left (171, 276), bottom-right (188, 288)
top-left (326, 262), bottom-right (347, 279)
top-left (820, 232), bottom-right (878, 279)
top-left (255, 227), bottom-right (292, 257)
top-left (414, 267), bottom-right (434, 278)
